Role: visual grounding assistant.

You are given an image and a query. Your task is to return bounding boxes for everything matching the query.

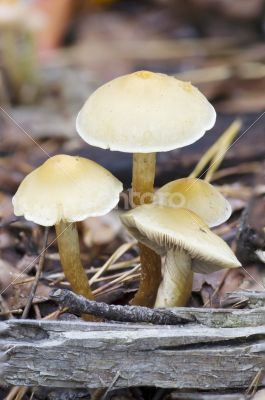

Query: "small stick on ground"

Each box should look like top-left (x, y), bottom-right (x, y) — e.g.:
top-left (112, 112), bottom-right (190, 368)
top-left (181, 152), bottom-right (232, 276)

top-left (22, 227), bottom-right (49, 318)
top-left (49, 288), bottom-right (193, 325)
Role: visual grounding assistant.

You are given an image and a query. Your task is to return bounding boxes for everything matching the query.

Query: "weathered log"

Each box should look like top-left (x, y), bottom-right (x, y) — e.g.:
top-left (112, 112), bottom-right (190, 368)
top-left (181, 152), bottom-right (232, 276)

top-left (1, 310), bottom-right (265, 390)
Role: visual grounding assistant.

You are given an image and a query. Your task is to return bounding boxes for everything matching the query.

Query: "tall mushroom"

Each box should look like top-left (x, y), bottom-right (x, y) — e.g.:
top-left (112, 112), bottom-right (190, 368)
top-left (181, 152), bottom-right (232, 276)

top-left (12, 154), bottom-right (123, 300)
top-left (154, 177), bottom-right (231, 227)
top-left (121, 205), bottom-right (241, 307)
top-left (76, 70), bottom-right (216, 306)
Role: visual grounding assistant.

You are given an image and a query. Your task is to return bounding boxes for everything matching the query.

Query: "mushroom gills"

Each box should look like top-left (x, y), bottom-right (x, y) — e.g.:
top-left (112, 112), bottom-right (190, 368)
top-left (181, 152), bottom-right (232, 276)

top-left (155, 248), bottom-right (193, 308)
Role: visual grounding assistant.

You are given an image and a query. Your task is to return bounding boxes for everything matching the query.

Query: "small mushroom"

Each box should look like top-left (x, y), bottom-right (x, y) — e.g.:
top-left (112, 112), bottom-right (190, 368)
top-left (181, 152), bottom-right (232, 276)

top-left (76, 70), bottom-right (216, 306)
top-left (154, 177), bottom-right (231, 227)
top-left (12, 154), bottom-right (123, 300)
top-left (121, 205), bottom-right (241, 307)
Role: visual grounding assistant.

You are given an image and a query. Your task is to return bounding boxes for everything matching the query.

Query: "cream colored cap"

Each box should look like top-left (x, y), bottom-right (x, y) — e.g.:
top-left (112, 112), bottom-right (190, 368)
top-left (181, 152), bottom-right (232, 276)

top-left (121, 204), bottom-right (241, 273)
top-left (76, 71), bottom-right (216, 153)
top-left (154, 178), bottom-right (231, 227)
top-left (13, 154), bottom-right (123, 226)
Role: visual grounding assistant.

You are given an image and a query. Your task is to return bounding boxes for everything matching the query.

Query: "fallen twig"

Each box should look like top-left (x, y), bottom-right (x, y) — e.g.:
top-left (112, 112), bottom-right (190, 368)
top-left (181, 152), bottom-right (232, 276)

top-left (49, 289), bottom-right (192, 325)
top-left (21, 227), bottom-right (49, 318)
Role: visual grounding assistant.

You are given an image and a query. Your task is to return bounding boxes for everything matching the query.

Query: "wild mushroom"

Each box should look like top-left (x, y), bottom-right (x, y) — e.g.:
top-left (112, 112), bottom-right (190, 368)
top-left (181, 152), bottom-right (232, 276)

top-left (121, 205), bottom-right (241, 307)
top-left (12, 154), bottom-right (122, 300)
top-left (154, 177), bottom-right (231, 227)
top-left (76, 70), bottom-right (216, 306)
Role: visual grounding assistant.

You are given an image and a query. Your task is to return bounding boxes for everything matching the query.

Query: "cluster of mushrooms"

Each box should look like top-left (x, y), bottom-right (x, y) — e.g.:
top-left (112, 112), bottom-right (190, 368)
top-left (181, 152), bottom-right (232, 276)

top-left (12, 71), bottom-right (241, 310)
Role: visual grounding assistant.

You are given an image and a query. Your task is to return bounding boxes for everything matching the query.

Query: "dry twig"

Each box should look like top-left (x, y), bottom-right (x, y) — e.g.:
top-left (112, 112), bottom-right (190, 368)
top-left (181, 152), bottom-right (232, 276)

top-left (21, 227), bottom-right (49, 318)
top-left (50, 288), bottom-right (192, 325)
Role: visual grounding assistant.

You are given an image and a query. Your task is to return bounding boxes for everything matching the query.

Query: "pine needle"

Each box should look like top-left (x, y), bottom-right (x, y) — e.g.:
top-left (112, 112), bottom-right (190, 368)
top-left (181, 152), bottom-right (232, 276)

top-left (189, 119), bottom-right (242, 181)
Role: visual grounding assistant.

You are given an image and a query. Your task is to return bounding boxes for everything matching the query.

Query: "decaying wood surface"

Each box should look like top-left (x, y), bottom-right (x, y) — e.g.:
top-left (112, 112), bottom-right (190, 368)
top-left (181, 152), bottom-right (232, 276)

top-left (1, 305), bottom-right (265, 390)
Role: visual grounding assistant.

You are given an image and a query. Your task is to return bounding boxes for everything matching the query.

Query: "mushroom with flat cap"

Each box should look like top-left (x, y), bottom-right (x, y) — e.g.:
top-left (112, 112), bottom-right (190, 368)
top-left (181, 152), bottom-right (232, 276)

top-left (121, 205), bottom-right (241, 307)
top-left (12, 154), bottom-right (123, 300)
top-left (76, 70), bottom-right (216, 306)
top-left (154, 177), bottom-right (231, 227)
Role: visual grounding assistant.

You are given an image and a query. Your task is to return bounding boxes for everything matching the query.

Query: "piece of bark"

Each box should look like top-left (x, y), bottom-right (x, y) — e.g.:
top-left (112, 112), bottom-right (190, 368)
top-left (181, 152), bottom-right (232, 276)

top-left (1, 318), bottom-right (265, 389)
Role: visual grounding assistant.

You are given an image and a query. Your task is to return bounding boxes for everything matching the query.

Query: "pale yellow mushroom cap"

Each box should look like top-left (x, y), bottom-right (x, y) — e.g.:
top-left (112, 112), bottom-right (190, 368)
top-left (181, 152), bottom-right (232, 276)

top-left (12, 155), bottom-right (123, 226)
top-left (76, 71), bottom-right (216, 153)
top-left (121, 204), bottom-right (241, 273)
top-left (154, 178), bottom-right (231, 227)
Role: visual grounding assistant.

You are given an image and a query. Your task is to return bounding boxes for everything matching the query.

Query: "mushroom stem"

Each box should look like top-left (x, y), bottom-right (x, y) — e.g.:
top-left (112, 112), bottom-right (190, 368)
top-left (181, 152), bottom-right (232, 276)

top-left (154, 248), bottom-right (193, 307)
top-left (55, 221), bottom-right (94, 300)
top-left (131, 153), bottom-right (161, 307)
top-left (132, 153), bottom-right (156, 205)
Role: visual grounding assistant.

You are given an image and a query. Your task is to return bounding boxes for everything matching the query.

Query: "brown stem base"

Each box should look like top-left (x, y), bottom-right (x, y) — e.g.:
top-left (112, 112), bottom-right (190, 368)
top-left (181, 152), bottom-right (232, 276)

top-left (130, 243), bottom-right (161, 307)
top-left (55, 221), bottom-right (94, 300)
top-left (55, 221), bottom-right (96, 321)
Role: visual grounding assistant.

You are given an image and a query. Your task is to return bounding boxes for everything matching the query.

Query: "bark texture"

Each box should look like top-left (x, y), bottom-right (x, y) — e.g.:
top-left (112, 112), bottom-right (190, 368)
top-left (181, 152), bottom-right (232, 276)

top-left (1, 306), bottom-right (265, 389)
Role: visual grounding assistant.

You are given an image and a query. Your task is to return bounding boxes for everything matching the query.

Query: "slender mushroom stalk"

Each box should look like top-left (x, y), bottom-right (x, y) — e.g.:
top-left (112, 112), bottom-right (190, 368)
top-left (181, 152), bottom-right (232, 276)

top-left (132, 153), bottom-right (156, 205)
top-left (131, 153), bottom-right (161, 306)
top-left (155, 249), bottom-right (193, 307)
top-left (55, 221), bottom-right (94, 300)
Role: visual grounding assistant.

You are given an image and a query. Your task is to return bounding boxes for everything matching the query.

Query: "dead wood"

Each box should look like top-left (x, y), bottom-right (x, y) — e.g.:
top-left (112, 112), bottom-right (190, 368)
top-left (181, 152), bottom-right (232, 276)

top-left (49, 289), bottom-right (193, 325)
top-left (1, 299), bottom-right (265, 390)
